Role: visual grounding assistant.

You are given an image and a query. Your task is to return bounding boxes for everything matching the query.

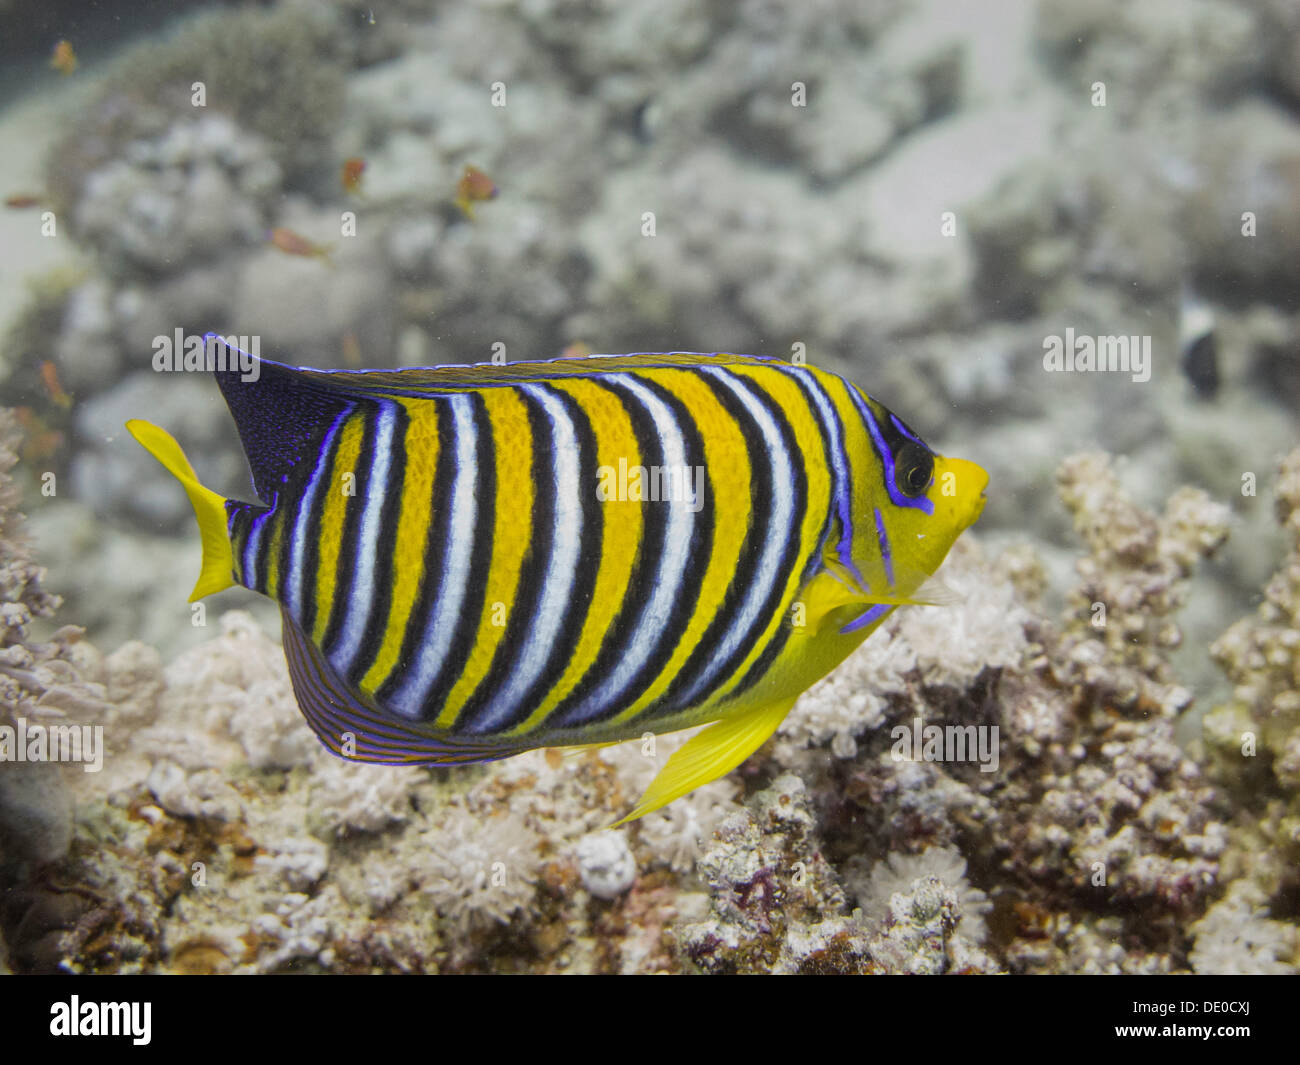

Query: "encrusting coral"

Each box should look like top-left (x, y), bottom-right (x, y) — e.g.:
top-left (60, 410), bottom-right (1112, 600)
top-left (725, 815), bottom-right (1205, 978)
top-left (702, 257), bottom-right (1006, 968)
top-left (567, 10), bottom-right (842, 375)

top-left (2, 401), bottom-right (1297, 973)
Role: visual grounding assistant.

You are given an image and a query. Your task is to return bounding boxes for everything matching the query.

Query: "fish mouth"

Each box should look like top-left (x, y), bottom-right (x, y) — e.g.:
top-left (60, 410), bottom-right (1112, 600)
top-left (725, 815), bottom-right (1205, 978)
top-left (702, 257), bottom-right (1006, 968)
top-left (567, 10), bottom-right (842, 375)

top-left (959, 461), bottom-right (989, 527)
top-left (930, 455), bottom-right (988, 529)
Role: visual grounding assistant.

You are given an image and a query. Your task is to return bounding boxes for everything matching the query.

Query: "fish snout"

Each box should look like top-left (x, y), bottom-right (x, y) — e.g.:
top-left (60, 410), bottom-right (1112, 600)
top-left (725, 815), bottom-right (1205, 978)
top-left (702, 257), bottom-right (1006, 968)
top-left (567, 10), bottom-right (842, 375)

top-left (936, 456), bottom-right (989, 529)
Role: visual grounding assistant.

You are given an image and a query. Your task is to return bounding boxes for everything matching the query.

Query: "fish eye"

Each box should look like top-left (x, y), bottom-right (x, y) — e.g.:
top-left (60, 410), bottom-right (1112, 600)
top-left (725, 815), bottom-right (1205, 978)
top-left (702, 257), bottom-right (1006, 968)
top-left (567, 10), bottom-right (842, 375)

top-left (895, 442), bottom-right (933, 498)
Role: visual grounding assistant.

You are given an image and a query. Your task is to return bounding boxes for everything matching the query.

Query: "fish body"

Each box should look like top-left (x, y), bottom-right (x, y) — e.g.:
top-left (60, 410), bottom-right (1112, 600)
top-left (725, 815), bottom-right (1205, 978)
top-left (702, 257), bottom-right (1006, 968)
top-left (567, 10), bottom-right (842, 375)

top-left (454, 165), bottom-right (497, 219)
top-left (341, 157), bottom-right (366, 196)
top-left (1179, 287), bottom-right (1219, 400)
top-left (40, 360), bottom-right (72, 410)
top-left (268, 226), bottom-right (333, 263)
top-left (14, 407), bottom-right (64, 461)
top-left (50, 40), bottom-right (77, 75)
top-left (128, 343), bottom-right (986, 820)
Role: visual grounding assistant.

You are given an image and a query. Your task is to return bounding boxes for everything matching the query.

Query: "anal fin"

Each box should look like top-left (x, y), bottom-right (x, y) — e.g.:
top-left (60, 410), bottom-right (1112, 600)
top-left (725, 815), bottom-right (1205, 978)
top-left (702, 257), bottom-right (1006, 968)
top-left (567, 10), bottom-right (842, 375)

top-left (280, 607), bottom-right (523, 767)
top-left (611, 695), bottom-right (798, 826)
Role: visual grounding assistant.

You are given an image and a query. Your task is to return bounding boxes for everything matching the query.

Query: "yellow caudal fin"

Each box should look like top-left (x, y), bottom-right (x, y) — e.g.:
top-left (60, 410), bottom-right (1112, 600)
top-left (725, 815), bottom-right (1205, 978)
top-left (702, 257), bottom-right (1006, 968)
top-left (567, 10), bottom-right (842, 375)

top-left (611, 695), bottom-right (798, 826)
top-left (125, 420), bottom-right (234, 602)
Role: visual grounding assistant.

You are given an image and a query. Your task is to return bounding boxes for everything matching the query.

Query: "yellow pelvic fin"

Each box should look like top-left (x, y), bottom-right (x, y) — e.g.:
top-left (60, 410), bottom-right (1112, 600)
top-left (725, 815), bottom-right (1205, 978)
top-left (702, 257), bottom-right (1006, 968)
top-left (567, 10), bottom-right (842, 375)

top-left (125, 420), bottom-right (235, 602)
top-left (611, 695), bottom-right (798, 826)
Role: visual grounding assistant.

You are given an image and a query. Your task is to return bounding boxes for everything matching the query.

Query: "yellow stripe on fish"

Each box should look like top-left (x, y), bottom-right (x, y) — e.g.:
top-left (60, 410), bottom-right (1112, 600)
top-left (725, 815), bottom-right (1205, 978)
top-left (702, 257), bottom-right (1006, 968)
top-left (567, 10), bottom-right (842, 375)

top-left (360, 397), bottom-right (440, 695)
top-left (128, 341), bottom-right (988, 822)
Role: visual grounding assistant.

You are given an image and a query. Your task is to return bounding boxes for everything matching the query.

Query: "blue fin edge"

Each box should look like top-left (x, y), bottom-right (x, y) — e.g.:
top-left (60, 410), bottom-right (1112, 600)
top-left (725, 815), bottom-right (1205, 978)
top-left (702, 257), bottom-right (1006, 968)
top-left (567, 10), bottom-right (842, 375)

top-left (280, 607), bottom-right (523, 767)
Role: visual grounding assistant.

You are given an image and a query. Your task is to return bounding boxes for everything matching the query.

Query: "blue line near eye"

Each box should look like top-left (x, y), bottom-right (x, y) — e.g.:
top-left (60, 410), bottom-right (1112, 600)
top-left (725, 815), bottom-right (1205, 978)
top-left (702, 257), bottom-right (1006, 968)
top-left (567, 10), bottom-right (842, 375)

top-left (849, 389), bottom-right (934, 515)
top-left (874, 507), bottom-right (895, 588)
top-left (840, 602), bottom-right (890, 634)
top-left (889, 413), bottom-right (925, 446)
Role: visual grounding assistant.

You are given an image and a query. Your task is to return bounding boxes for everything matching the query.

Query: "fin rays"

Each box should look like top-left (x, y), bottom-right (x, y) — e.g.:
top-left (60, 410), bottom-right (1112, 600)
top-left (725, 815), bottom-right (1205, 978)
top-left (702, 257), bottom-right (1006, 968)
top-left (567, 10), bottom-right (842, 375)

top-left (612, 695), bottom-right (797, 825)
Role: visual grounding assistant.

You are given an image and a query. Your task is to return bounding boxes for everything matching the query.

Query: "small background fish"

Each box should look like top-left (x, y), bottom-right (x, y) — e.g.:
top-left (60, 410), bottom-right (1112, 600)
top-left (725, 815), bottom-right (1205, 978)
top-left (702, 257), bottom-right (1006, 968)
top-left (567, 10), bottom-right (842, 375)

top-left (340, 156), bottom-right (366, 196)
top-left (49, 39), bottom-right (77, 75)
top-left (454, 164), bottom-right (497, 219)
top-left (268, 226), bottom-right (333, 264)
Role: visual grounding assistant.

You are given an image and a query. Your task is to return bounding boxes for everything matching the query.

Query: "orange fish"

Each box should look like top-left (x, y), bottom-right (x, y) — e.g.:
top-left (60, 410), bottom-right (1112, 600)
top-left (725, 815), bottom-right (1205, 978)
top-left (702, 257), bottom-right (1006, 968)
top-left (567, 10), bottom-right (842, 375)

top-left (454, 165), bottom-right (497, 220)
top-left (268, 227), bottom-right (333, 264)
top-left (14, 407), bottom-right (64, 462)
top-left (50, 40), bottom-right (77, 75)
top-left (4, 194), bottom-right (43, 209)
top-left (559, 341), bottom-right (592, 359)
top-left (340, 156), bottom-right (366, 196)
top-left (40, 361), bottom-right (72, 410)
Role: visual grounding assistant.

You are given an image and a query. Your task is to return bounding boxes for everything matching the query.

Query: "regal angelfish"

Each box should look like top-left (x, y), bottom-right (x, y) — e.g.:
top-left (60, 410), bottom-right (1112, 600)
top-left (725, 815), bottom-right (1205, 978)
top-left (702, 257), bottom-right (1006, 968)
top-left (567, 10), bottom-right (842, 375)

top-left (128, 340), bottom-right (987, 822)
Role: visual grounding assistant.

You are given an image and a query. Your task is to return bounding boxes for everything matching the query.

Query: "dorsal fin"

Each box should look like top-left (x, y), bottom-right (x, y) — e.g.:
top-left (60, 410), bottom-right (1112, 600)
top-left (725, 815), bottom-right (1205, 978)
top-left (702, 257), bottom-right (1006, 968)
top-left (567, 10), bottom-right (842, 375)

top-left (220, 341), bottom-right (781, 403)
top-left (209, 336), bottom-right (358, 504)
top-left (209, 335), bottom-right (782, 500)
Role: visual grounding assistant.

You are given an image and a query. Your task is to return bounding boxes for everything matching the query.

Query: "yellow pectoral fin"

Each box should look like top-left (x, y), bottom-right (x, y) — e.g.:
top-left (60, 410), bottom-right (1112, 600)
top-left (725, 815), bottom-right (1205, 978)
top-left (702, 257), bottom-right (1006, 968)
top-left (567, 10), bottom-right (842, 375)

top-left (801, 567), bottom-right (868, 634)
top-left (818, 558), bottom-right (960, 615)
top-left (611, 695), bottom-right (798, 826)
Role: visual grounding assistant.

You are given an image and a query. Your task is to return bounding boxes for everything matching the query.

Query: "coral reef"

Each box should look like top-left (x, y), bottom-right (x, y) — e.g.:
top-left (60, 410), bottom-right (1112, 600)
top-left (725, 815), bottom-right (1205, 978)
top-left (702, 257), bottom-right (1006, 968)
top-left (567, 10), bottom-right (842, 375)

top-left (677, 774), bottom-right (997, 974)
top-left (677, 452), bottom-right (1247, 974)
top-left (1194, 448), bottom-right (1300, 970)
top-left (46, 6), bottom-right (345, 222)
top-left (0, 0), bottom-right (1297, 976)
top-left (0, 408), bottom-right (104, 877)
top-left (4, 396), bottom-right (1295, 972)
top-left (1188, 879), bottom-right (1297, 976)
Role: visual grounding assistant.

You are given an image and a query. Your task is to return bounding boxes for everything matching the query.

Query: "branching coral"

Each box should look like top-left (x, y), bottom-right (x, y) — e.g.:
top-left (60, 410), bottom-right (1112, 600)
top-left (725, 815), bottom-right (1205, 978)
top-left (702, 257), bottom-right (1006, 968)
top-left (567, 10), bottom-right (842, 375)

top-left (1204, 449), bottom-right (1300, 802)
top-left (1194, 448), bottom-right (1300, 970)
top-left (1056, 451), bottom-right (1231, 685)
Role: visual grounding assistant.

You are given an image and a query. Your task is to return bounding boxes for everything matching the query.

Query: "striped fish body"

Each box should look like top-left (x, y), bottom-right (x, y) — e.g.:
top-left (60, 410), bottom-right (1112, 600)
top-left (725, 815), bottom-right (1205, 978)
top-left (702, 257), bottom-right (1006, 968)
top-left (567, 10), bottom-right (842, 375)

top-left (129, 345), bottom-right (987, 821)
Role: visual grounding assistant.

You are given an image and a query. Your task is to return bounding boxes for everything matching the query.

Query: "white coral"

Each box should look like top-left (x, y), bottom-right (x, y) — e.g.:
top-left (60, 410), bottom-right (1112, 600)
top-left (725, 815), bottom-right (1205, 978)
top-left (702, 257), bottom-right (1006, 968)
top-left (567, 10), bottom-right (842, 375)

top-left (575, 830), bottom-right (637, 899)
top-left (848, 845), bottom-right (991, 944)
top-left (1189, 880), bottom-right (1298, 975)
top-left (163, 610), bottom-right (318, 771)
top-left (637, 777), bottom-right (741, 873)
top-left (308, 754), bottom-right (419, 836)
top-left (256, 837), bottom-right (329, 892)
top-left (780, 540), bottom-right (1030, 757)
top-left (417, 801), bottom-right (542, 934)
top-left (597, 731), bottom-right (742, 871)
